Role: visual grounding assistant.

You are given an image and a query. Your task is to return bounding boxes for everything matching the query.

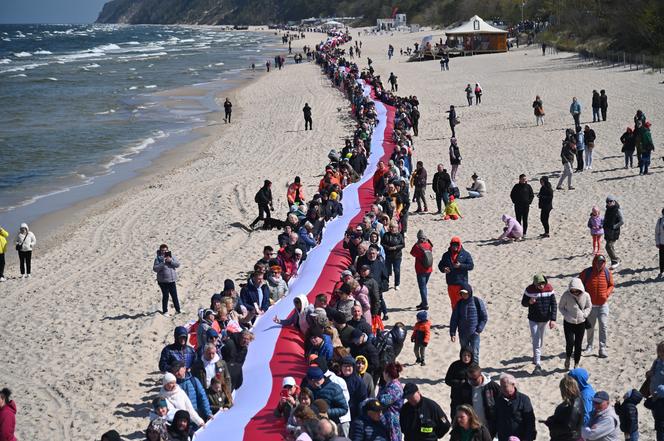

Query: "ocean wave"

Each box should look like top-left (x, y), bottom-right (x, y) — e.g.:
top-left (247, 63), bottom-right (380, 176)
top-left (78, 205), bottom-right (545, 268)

top-left (9, 74), bottom-right (27, 78)
top-left (95, 109), bottom-right (116, 115)
top-left (13, 52), bottom-right (32, 58)
top-left (46, 77), bottom-right (58, 81)
top-left (34, 50), bottom-right (53, 55)
top-left (104, 131), bottom-right (167, 168)
top-left (0, 63), bottom-right (48, 74)
top-left (128, 86), bottom-right (138, 90)
top-left (93, 43), bottom-right (121, 52)
top-left (124, 41), bottom-right (141, 45)
top-left (0, 59), bottom-right (11, 64)
top-left (144, 85), bottom-right (158, 89)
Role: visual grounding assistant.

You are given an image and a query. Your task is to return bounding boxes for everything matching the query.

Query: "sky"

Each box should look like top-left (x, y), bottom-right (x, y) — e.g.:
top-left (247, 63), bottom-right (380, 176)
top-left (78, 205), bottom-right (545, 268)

top-left (0, 0), bottom-right (111, 24)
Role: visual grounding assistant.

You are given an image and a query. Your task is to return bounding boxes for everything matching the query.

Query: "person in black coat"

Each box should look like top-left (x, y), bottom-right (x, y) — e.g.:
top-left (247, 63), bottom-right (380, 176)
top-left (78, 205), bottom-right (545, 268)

top-left (340, 355), bottom-right (368, 419)
top-left (510, 174), bottom-right (535, 237)
top-left (400, 383), bottom-right (451, 441)
top-left (221, 330), bottom-right (253, 389)
top-left (350, 328), bottom-right (381, 382)
top-left (447, 105), bottom-right (457, 138)
top-left (357, 245), bottom-right (390, 319)
top-left (445, 347), bottom-right (474, 416)
top-left (545, 375), bottom-right (584, 441)
top-left (432, 164), bottom-right (451, 214)
top-left (250, 179), bottom-right (274, 229)
top-left (538, 176), bottom-right (554, 237)
top-left (599, 90), bottom-right (608, 121)
top-left (303, 103), bottom-right (313, 130)
top-left (382, 222), bottom-right (405, 290)
top-left (615, 388), bottom-right (642, 440)
top-left (495, 374), bottom-right (537, 441)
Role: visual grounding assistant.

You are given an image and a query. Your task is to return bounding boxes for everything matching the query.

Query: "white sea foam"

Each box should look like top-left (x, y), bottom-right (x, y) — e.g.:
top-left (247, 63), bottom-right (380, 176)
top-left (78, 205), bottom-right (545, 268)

top-left (93, 43), bottom-right (121, 52)
top-left (144, 85), bottom-right (157, 89)
top-left (128, 86), bottom-right (138, 90)
top-left (13, 52), bottom-right (32, 57)
top-left (0, 59), bottom-right (11, 64)
top-left (9, 74), bottom-right (27, 78)
top-left (34, 50), bottom-right (52, 55)
top-left (0, 63), bottom-right (47, 74)
top-left (46, 77), bottom-right (58, 81)
top-left (95, 109), bottom-right (116, 115)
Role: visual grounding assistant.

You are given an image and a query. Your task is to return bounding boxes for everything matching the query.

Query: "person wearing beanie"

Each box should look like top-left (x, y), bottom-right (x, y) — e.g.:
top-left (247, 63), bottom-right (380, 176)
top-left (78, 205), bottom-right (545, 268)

top-left (410, 229), bottom-right (434, 310)
top-left (615, 388), bottom-right (642, 441)
top-left (439, 236), bottom-right (474, 309)
top-left (158, 326), bottom-right (196, 373)
top-left (411, 310), bottom-right (431, 366)
top-left (159, 372), bottom-right (205, 427)
top-left (152, 243), bottom-right (180, 316)
top-left (306, 328), bottom-right (334, 362)
top-left (521, 274), bottom-right (557, 374)
top-left (304, 367), bottom-right (348, 427)
top-left (249, 179), bottom-right (274, 229)
top-left (558, 278), bottom-right (592, 369)
top-left (339, 355), bottom-right (368, 419)
top-left (443, 195), bottom-right (462, 220)
top-left (400, 382), bottom-right (451, 441)
top-left (602, 195), bottom-right (624, 269)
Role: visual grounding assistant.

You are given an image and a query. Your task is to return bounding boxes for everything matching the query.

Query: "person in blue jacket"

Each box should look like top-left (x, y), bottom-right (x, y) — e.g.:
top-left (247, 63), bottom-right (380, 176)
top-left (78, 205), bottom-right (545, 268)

top-left (306, 328), bottom-right (333, 362)
top-left (171, 361), bottom-right (212, 424)
top-left (240, 271), bottom-right (271, 318)
top-left (158, 326), bottom-right (196, 373)
top-left (450, 283), bottom-right (488, 365)
top-left (568, 367), bottom-right (596, 425)
top-left (306, 367), bottom-right (349, 424)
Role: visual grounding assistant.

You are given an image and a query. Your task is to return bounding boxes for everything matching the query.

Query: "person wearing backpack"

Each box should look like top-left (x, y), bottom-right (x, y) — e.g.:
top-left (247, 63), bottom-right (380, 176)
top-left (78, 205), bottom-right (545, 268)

top-left (579, 255), bottom-right (614, 359)
top-left (249, 180), bottom-right (274, 229)
top-left (439, 236), bottom-right (474, 309)
top-left (410, 230), bottom-right (434, 311)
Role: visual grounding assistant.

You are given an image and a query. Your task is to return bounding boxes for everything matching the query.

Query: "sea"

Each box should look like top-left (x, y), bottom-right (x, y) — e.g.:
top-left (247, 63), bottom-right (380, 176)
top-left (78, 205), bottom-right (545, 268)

top-left (0, 24), bottom-right (281, 230)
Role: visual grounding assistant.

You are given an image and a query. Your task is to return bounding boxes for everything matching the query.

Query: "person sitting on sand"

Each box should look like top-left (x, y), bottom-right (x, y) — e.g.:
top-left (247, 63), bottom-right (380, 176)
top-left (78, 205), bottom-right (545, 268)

top-left (497, 214), bottom-right (523, 241)
top-left (467, 173), bottom-right (486, 198)
top-left (443, 196), bottom-right (462, 220)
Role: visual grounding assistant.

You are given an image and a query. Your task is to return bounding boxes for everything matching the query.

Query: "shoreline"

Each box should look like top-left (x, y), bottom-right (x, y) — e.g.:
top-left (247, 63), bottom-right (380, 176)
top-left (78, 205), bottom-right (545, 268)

top-left (3, 28), bottom-right (322, 256)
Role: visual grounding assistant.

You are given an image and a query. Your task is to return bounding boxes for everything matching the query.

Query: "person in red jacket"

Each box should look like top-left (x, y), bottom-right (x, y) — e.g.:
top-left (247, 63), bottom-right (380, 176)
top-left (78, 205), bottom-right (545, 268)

top-left (0, 388), bottom-right (17, 441)
top-left (579, 254), bottom-right (614, 358)
top-left (411, 310), bottom-right (432, 366)
top-left (410, 229), bottom-right (434, 311)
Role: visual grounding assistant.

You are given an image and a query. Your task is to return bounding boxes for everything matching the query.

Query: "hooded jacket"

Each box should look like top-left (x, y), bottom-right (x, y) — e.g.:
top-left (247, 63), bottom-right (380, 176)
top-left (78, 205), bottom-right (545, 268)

top-left (458, 373), bottom-right (501, 437)
top-left (341, 362), bottom-right (369, 419)
top-left (580, 256), bottom-right (614, 306)
top-left (152, 250), bottom-right (180, 284)
top-left (602, 201), bottom-right (624, 241)
top-left (615, 389), bottom-right (642, 435)
top-left (450, 284), bottom-right (488, 341)
top-left (558, 278), bottom-right (592, 325)
top-left (279, 294), bottom-right (311, 335)
top-left (158, 327), bottom-right (196, 372)
top-left (160, 383), bottom-right (205, 427)
top-left (0, 227), bottom-right (9, 254)
top-left (168, 409), bottom-right (193, 440)
top-left (438, 237), bottom-right (474, 286)
top-left (350, 406), bottom-right (390, 441)
top-left (581, 405), bottom-right (621, 441)
top-left (568, 368), bottom-right (595, 425)
top-left (0, 400), bottom-right (17, 441)
top-left (15, 223), bottom-right (36, 252)
top-left (240, 277), bottom-right (271, 313)
top-left (521, 281), bottom-right (557, 323)
top-left (498, 215), bottom-right (523, 240)
top-left (287, 182), bottom-right (306, 205)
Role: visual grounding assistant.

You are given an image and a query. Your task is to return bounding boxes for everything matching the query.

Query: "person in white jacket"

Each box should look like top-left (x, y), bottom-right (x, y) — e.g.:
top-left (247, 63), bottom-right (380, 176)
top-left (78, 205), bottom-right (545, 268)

top-left (15, 222), bottom-right (36, 278)
top-left (159, 373), bottom-right (205, 427)
top-left (558, 278), bottom-right (592, 370)
top-left (656, 208), bottom-right (664, 278)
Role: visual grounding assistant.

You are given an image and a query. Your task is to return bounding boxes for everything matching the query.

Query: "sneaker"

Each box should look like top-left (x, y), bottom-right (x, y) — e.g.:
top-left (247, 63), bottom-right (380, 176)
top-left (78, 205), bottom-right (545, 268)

top-left (598, 352), bottom-right (608, 359)
top-left (533, 365), bottom-right (542, 374)
top-left (162, 311), bottom-right (171, 317)
top-left (556, 186), bottom-right (563, 190)
top-left (564, 357), bottom-right (571, 370)
top-left (20, 274), bottom-right (26, 279)
top-left (382, 314), bottom-right (389, 321)
top-left (0, 277), bottom-right (5, 282)
top-left (659, 272), bottom-right (664, 279)
top-left (583, 344), bottom-right (594, 353)
top-left (420, 360), bottom-right (426, 366)
top-left (568, 186), bottom-right (575, 190)
top-left (26, 274), bottom-right (31, 278)
top-left (395, 286), bottom-right (400, 291)
top-left (415, 357), bottom-right (421, 364)
top-left (611, 261), bottom-right (621, 269)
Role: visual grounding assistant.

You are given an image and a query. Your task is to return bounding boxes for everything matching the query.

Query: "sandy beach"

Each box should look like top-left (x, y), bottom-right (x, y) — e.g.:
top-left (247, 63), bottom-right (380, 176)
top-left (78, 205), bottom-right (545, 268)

top-left (2, 28), bottom-right (663, 440)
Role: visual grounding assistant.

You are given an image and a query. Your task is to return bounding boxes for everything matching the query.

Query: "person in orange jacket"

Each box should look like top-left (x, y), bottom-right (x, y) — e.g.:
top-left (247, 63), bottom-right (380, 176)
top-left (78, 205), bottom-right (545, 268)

top-left (287, 176), bottom-right (306, 206)
top-left (579, 254), bottom-right (614, 358)
top-left (412, 310), bottom-right (431, 366)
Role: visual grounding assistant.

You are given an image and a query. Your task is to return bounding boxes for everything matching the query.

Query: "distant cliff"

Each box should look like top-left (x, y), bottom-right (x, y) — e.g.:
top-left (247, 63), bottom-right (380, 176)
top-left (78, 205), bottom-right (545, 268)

top-left (96, 0), bottom-right (344, 25)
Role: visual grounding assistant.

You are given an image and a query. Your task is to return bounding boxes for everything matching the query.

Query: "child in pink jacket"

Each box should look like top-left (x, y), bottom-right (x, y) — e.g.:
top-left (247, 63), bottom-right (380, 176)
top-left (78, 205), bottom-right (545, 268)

top-left (587, 206), bottom-right (604, 254)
